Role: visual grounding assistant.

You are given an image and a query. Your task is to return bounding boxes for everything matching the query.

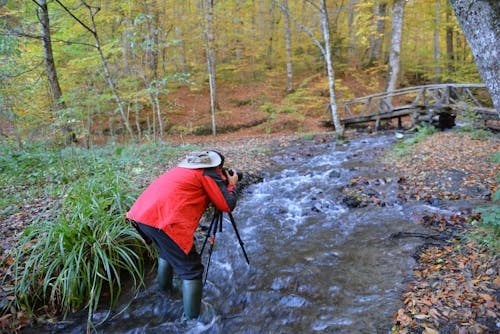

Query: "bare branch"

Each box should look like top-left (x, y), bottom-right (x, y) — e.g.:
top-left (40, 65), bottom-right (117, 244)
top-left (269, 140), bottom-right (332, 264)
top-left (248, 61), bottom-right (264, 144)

top-left (304, 0), bottom-right (321, 12)
top-left (0, 30), bottom-right (96, 48)
top-left (276, 0), bottom-right (325, 56)
top-left (30, 0), bottom-right (42, 9)
top-left (2, 60), bottom-right (44, 78)
top-left (53, 0), bottom-right (95, 36)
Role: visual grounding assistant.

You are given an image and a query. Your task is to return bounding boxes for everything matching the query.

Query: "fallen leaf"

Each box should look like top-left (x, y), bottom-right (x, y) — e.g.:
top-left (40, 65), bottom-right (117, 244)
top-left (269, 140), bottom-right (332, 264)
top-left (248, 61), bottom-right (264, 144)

top-left (423, 326), bottom-right (439, 334)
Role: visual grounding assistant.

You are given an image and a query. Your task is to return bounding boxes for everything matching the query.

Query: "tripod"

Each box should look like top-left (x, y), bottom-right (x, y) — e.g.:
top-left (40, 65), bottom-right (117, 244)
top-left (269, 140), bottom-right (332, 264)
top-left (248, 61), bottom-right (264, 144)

top-left (200, 209), bottom-right (250, 284)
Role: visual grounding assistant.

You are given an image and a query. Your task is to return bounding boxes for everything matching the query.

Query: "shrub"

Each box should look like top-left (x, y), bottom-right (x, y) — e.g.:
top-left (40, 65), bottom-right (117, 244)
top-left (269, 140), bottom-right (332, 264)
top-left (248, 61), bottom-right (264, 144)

top-left (12, 163), bottom-right (153, 329)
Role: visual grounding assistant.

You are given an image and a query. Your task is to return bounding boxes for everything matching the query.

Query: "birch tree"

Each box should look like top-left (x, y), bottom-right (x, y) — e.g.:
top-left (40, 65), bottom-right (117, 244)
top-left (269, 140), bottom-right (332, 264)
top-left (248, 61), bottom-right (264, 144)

top-left (445, 3), bottom-right (454, 76)
top-left (200, 0), bottom-right (218, 135)
top-left (279, 0), bottom-right (344, 136)
top-left (386, 0), bottom-right (405, 94)
top-left (55, 0), bottom-right (136, 140)
top-left (347, 0), bottom-right (358, 59)
top-left (265, 0), bottom-right (276, 69)
top-left (449, 0), bottom-right (499, 111)
top-left (368, 0), bottom-right (387, 66)
top-left (433, 0), bottom-right (441, 83)
top-left (173, 0), bottom-right (189, 74)
top-left (281, 0), bottom-right (293, 92)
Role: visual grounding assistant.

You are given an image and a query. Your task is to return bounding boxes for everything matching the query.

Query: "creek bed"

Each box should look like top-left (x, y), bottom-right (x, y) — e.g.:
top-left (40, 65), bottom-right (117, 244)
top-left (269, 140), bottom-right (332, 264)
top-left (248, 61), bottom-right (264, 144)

top-left (48, 134), bottom-right (434, 333)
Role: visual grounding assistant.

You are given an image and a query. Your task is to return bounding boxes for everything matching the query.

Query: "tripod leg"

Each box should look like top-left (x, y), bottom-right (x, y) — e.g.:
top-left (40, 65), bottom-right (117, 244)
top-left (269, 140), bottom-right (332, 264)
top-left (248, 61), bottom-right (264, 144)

top-left (228, 213), bottom-right (250, 264)
top-left (201, 211), bottom-right (217, 255)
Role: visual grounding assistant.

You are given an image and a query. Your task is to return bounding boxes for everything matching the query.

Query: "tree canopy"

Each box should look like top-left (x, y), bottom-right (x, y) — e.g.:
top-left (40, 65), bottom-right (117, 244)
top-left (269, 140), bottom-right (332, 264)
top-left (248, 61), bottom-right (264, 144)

top-left (0, 0), bottom-right (485, 145)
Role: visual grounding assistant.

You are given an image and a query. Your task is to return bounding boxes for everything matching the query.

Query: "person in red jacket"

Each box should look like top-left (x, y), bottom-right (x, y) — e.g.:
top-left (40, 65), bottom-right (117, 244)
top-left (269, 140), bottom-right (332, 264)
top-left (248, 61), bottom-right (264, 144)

top-left (126, 150), bottom-right (239, 319)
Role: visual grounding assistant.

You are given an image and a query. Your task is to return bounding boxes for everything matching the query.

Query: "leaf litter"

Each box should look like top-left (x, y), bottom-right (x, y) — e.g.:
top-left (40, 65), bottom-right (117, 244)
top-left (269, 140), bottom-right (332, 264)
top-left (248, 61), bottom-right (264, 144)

top-left (388, 132), bottom-right (499, 334)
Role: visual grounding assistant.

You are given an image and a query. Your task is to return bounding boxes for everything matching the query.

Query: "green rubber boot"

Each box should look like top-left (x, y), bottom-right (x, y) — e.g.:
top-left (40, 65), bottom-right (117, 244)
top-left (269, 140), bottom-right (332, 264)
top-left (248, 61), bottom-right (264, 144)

top-left (182, 279), bottom-right (202, 319)
top-left (157, 258), bottom-right (173, 292)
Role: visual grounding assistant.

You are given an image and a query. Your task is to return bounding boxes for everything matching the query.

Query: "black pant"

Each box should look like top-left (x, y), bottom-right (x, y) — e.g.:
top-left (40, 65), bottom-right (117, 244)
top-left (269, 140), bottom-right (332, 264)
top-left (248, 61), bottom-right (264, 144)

top-left (137, 223), bottom-right (204, 280)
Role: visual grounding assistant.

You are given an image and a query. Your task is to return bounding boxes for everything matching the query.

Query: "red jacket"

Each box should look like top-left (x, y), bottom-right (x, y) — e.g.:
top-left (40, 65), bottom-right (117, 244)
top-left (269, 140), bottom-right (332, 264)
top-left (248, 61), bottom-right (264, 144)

top-left (126, 166), bottom-right (238, 254)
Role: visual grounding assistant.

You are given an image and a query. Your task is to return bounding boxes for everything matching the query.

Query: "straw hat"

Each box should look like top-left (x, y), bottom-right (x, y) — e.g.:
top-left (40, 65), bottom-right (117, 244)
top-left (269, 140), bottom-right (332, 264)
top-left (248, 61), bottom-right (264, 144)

top-left (178, 151), bottom-right (222, 169)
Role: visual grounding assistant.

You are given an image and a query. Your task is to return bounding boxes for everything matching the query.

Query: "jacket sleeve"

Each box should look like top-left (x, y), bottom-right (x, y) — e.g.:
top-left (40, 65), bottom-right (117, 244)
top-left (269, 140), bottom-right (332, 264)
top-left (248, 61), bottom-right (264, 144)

top-left (201, 167), bottom-right (238, 212)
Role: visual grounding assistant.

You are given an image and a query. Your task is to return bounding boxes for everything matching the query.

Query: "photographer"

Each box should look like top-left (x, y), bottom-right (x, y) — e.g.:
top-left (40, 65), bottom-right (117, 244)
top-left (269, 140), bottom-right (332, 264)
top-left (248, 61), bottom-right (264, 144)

top-left (126, 150), bottom-right (239, 319)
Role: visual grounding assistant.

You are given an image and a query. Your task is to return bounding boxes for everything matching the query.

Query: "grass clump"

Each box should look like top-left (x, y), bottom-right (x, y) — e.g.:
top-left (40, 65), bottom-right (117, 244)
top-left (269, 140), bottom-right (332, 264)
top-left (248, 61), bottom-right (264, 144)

top-left (1, 142), bottom-right (191, 331)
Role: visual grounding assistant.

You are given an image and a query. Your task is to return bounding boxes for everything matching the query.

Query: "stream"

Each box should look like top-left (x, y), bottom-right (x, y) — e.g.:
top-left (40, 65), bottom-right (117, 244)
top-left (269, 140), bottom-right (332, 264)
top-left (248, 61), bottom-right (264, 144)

top-left (51, 134), bottom-right (436, 333)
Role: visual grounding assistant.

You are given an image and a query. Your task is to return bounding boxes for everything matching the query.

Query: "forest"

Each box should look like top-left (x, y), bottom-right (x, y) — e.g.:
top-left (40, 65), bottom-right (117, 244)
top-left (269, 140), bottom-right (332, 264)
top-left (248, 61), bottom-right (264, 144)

top-left (1, 0), bottom-right (496, 145)
top-left (0, 0), bottom-right (499, 333)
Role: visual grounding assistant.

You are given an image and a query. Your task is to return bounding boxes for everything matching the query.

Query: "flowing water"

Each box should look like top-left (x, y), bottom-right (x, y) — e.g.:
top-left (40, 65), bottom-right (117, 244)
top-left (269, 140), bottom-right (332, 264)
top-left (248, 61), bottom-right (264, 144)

top-left (51, 134), bottom-right (434, 334)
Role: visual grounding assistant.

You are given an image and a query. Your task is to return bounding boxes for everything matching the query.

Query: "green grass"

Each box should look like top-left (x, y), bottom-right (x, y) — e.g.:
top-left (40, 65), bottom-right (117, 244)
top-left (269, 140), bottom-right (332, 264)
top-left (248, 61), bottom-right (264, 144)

top-left (389, 125), bottom-right (438, 157)
top-left (453, 126), bottom-right (494, 141)
top-left (1, 141), bottom-right (195, 330)
top-left (470, 204), bottom-right (500, 253)
top-left (469, 151), bottom-right (500, 253)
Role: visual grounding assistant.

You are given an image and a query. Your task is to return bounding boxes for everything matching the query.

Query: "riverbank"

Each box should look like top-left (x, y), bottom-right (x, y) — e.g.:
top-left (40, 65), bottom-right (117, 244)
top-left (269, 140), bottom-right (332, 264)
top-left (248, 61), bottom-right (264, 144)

top-left (385, 131), bottom-right (499, 334)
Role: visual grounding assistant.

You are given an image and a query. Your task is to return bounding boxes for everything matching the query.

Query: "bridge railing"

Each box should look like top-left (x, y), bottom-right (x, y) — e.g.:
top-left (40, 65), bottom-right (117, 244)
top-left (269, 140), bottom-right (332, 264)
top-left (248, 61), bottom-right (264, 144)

top-left (339, 83), bottom-right (491, 120)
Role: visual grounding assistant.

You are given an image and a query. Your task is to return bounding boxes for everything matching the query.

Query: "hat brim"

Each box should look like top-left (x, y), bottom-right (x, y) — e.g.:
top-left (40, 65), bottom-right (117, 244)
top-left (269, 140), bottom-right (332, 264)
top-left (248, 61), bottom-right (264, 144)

top-left (178, 151), bottom-right (222, 169)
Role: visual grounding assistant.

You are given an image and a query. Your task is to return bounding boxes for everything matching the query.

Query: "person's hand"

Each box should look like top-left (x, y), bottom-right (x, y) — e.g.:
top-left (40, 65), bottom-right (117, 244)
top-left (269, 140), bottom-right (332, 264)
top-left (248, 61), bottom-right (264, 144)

top-left (225, 169), bottom-right (239, 185)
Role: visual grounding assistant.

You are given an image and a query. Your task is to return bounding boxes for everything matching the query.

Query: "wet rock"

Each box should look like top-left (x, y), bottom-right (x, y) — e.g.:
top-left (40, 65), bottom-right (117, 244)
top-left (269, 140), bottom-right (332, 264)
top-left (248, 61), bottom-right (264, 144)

top-left (465, 186), bottom-right (491, 200)
top-left (364, 188), bottom-right (378, 197)
top-left (342, 194), bottom-right (362, 208)
top-left (328, 169), bottom-right (341, 178)
top-left (312, 203), bottom-right (322, 212)
top-left (427, 197), bottom-right (441, 206)
top-left (311, 201), bottom-right (331, 212)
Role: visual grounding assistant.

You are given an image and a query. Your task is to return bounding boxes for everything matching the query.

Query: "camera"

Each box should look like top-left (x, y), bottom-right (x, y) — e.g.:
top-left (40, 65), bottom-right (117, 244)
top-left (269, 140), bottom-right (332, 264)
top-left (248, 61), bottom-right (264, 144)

top-left (223, 167), bottom-right (243, 182)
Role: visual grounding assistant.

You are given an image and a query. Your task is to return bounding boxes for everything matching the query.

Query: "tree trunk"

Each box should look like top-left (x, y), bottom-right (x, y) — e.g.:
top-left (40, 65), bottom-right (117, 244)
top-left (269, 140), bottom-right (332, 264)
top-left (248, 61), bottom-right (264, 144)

top-left (449, 0), bottom-right (500, 111)
top-left (347, 0), bottom-right (357, 59)
top-left (282, 0), bottom-right (293, 92)
top-left (174, 0), bottom-right (188, 74)
top-left (38, 0), bottom-right (65, 112)
top-left (433, 0), bottom-right (441, 83)
top-left (265, 0), bottom-right (276, 69)
top-left (36, 0), bottom-right (79, 144)
top-left (234, 0), bottom-right (243, 60)
top-left (258, 0), bottom-right (265, 41)
top-left (201, 0), bottom-right (218, 136)
top-left (149, 1), bottom-right (160, 82)
top-left (386, 0), bottom-right (405, 93)
top-left (445, 3), bottom-right (454, 77)
top-left (320, 0), bottom-right (343, 136)
top-left (280, 0), bottom-right (343, 136)
top-left (369, 1), bottom-right (387, 66)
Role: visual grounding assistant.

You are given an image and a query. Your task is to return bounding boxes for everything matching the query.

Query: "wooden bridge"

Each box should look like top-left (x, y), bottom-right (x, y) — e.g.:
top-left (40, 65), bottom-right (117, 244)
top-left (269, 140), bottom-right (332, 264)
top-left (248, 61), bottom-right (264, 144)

top-left (338, 84), bottom-right (498, 130)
